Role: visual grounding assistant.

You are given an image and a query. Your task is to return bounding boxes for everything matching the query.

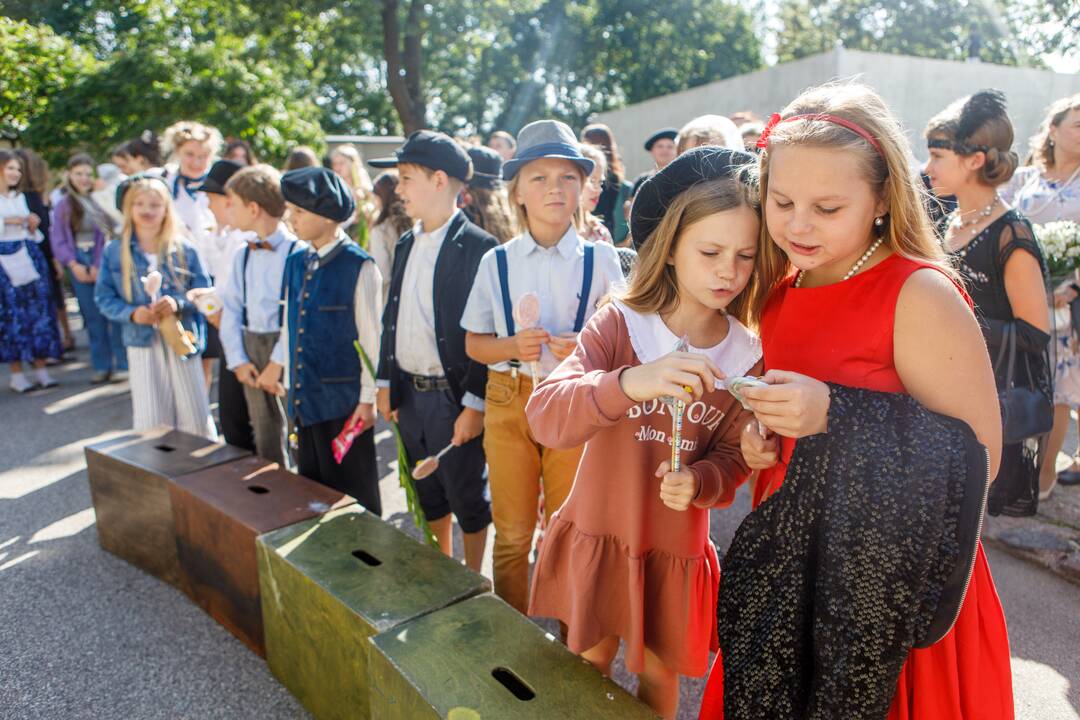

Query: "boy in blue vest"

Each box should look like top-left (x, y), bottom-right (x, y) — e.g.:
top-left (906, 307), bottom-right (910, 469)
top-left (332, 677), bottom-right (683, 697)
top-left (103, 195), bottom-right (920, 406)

top-left (258, 167), bottom-right (382, 513)
top-left (371, 131), bottom-right (497, 570)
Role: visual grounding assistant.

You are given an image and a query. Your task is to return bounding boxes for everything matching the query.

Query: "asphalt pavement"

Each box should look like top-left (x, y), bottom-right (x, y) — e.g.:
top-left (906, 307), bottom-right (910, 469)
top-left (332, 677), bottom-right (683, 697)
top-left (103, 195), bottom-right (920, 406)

top-left (1, 318), bottom-right (1078, 719)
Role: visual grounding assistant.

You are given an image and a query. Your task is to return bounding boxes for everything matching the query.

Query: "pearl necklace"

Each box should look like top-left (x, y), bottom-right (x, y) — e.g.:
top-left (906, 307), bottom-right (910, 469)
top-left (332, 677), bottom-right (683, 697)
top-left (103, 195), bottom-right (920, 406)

top-left (794, 236), bottom-right (885, 288)
top-left (949, 195), bottom-right (1000, 236)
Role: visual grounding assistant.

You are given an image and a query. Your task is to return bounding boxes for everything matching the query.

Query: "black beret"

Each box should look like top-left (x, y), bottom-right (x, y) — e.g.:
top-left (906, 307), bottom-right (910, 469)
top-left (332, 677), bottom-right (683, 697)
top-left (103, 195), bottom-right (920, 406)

top-left (280, 167), bottom-right (355, 223)
top-left (193, 159), bottom-right (244, 195)
top-left (630, 146), bottom-right (756, 251)
top-left (644, 128), bottom-right (678, 151)
top-left (369, 130), bottom-right (473, 182)
top-left (467, 145), bottom-right (503, 189)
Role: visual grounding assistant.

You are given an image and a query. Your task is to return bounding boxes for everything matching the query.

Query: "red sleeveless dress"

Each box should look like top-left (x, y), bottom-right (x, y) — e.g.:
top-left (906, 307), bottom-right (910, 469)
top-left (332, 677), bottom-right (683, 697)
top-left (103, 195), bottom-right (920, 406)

top-left (699, 254), bottom-right (1014, 720)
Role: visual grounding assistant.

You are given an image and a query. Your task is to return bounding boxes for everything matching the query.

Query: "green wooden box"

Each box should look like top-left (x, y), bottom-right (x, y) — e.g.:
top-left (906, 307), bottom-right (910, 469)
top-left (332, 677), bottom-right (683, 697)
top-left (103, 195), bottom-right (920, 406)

top-left (368, 594), bottom-right (659, 719)
top-left (256, 505), bottom-right (491, 720)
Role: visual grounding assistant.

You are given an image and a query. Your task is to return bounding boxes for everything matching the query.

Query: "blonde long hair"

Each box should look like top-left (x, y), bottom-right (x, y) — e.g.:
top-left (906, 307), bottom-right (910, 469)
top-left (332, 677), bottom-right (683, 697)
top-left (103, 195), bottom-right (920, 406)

top-left (119, 178), bottom-right (186, 303)
top-left (620, 176), bottom-right (760, 327)
top-left (753, 82), bottom-right (956, 322)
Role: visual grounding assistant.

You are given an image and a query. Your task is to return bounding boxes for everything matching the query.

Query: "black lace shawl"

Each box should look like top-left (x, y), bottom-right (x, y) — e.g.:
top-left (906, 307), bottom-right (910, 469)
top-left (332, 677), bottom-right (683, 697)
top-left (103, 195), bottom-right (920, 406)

top-left (718, 384), bottom-right (988, 720)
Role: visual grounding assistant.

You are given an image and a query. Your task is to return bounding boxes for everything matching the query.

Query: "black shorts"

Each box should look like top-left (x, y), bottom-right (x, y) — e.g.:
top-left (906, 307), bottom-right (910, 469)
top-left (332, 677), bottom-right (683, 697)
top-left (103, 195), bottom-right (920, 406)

top-left (202, 322), bottom-right (222, 359)
top-left (395, 381), bottom-right (491, 534)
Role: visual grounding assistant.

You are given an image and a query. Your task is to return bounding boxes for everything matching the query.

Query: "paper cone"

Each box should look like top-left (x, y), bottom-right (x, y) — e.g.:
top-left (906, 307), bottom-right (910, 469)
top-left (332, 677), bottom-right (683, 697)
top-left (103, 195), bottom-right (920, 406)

top-left (158, 318), bottom-right (198, 357)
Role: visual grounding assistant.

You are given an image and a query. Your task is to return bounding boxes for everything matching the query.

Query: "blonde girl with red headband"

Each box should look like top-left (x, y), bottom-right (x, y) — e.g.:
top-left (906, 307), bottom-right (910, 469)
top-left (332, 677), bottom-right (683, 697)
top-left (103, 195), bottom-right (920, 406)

top-left (698, 82), bottom-right (1012, 719)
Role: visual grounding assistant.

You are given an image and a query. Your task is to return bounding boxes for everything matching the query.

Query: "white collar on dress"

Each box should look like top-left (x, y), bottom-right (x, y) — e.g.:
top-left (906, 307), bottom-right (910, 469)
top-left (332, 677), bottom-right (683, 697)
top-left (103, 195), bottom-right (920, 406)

top-left (612, 298), bottom-right (762, 379)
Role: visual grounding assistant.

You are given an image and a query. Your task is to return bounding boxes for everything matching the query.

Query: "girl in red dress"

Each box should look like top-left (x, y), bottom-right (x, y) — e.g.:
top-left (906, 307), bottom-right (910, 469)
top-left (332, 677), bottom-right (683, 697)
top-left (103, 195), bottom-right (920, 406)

top-left (699, 82), bottom-right (1014, 719)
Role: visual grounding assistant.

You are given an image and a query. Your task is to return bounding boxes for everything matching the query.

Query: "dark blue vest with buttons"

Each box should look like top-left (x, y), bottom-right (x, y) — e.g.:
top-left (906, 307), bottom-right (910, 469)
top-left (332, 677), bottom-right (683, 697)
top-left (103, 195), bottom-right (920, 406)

top-left (284, 242), bottom-right (371, 427)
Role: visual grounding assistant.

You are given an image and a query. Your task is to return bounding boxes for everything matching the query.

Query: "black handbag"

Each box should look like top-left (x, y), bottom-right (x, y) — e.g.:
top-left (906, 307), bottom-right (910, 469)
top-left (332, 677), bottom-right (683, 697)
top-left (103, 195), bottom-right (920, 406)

top-left (995, 322), bottom-right (1052, 445)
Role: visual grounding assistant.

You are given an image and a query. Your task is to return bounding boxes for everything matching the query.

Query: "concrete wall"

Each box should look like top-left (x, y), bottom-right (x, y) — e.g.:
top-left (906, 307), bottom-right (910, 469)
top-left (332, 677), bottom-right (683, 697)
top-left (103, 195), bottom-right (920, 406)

top-left (325, 135), bottom-right (406, 175)
top-left (595, 48), bottom-right (1080, 178)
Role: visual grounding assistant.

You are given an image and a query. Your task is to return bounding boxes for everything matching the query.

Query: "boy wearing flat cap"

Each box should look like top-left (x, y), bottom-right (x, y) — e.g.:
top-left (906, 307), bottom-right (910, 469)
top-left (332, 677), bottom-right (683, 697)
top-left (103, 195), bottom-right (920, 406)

top-left (370, 130), bottom-right (497, 570)
top-left (260, 166), bottom-right (383, 513)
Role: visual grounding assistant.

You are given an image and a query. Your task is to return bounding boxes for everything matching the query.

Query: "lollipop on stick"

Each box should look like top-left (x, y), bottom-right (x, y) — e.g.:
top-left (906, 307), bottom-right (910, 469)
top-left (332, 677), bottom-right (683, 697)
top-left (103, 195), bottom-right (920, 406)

top-left (513, 292), bottom-right (542, 380)
top-left (412, 442), bottom-right (456, 480)
top-left (141, 270), bottom-right (162, 304)
top-left (662, 335), bottom-right (691, 473)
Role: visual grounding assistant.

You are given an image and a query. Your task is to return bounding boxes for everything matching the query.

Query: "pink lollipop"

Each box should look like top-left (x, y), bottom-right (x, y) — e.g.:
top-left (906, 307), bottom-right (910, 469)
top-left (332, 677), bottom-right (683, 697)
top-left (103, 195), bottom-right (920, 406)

top-left (513, 292), bottom-right (542, 379)
top-left (141, 270), bottom-right (162, 302)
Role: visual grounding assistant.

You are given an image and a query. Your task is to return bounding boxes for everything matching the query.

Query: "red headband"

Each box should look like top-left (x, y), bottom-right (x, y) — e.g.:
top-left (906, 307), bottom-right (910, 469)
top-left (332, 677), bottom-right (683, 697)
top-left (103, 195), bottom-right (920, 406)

top-left (756, 112), bottom-right (885, 159)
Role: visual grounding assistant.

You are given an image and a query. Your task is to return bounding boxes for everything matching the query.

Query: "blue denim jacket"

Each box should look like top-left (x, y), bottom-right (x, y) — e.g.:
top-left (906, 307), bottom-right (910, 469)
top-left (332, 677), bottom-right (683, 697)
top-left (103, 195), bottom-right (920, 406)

top-left (94, 236), bottom-right (210, 350)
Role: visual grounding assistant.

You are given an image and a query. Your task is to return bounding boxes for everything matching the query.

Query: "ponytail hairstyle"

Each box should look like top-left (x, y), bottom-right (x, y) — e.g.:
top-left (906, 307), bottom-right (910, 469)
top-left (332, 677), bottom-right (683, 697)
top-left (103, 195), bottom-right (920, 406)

top-left (925, 89), bottom-right (1019, 187)
top-left (127, 130), bottom-right (163, 168)
top-left (755, 82), bottom-right (956, 323)
top-left (118, 177), bottom-right (186, 303)
top-left (62, 153), bottom-right (96, 233)
top-left (1029, 93), bottom-right (1080, 173)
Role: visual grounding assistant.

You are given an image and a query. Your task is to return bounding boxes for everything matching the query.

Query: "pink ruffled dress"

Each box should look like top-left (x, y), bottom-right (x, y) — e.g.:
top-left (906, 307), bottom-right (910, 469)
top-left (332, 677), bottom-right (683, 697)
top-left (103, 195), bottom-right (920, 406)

top-left (525, 300), bottom-right (760, 676)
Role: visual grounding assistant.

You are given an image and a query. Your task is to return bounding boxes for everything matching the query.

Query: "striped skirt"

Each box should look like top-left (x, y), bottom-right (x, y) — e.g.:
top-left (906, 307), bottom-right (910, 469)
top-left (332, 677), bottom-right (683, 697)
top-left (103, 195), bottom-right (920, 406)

top-left (127, 336), bottom-right (216, 439)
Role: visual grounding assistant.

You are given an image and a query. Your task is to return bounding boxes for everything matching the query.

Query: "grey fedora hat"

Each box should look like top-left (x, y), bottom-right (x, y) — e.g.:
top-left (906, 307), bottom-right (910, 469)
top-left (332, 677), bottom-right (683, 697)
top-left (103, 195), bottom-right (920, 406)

top-left (502, 120), bottom-right (595, 180)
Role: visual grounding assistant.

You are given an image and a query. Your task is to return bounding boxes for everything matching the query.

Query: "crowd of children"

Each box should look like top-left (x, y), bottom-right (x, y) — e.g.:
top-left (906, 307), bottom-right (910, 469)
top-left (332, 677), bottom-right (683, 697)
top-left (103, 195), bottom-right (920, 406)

top-left (11, 81), bottom-right (1075, 718)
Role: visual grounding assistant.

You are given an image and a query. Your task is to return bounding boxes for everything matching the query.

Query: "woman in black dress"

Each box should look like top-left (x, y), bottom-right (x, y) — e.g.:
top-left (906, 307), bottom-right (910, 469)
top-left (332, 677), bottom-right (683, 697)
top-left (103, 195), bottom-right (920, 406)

top-left (926, 90), bottom-right (1052, 516)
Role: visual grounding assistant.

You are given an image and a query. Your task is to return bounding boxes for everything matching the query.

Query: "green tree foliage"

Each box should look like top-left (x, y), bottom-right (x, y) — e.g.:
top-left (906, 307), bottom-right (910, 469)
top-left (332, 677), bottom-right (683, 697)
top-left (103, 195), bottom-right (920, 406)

top-left (3, 0), bottom-right (763, 155)
top-left (0, 17), bottom-right (95, 143)
top-left (4, 2), bottom-right (325, 167)
top-left (774, 0), bottom-right (1041, 67)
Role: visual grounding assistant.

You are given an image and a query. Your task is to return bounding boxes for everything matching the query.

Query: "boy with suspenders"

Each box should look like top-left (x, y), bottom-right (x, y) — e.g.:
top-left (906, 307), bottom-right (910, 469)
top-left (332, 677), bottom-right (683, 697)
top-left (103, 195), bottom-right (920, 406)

top-left (219, 164), bottom-right (304, 466)
top-left (462, 120), bottom-right (625, 613)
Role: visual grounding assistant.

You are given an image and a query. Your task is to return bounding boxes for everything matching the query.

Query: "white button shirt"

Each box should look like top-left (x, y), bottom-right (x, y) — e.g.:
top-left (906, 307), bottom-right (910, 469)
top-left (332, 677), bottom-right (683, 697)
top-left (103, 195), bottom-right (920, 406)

top-left (395, 211), bottom-right (458, 377)
top-left (461, 224), bottom-right (625, 376)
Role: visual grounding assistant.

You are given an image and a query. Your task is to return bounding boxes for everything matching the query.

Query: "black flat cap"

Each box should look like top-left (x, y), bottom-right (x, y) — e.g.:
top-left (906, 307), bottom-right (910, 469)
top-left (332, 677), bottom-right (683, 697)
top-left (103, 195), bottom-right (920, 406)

top-left (630, 146), bottom-right (756, 250)
top-left (369, 130), bottom-right (473, 182)
top-left (193, 159), bottom-right (243, 195)
top-left (644, 128), bottom-right (678, 151)
top-left (280, 167), bottom-right (355, 222)
top-left (467, 146), bottom-right (503, 189)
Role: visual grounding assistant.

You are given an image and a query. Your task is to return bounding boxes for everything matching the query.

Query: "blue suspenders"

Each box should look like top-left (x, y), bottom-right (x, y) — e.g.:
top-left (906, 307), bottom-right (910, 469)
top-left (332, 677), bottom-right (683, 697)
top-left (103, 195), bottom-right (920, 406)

top-left (495, 240), bottom-right (595, 352)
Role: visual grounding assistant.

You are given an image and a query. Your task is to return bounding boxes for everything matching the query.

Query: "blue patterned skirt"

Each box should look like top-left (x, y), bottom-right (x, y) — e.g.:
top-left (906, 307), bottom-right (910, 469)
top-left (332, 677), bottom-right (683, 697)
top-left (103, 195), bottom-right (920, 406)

top-left (0, 240), bottom-right (63, 363)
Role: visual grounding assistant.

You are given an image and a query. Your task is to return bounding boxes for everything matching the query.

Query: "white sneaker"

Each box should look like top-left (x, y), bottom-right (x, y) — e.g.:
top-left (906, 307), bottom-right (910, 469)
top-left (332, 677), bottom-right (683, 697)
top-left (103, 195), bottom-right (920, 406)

top-left (9, 372), bottom-right (33, 393)
top-left (34, 368), bottom-right (58, 388)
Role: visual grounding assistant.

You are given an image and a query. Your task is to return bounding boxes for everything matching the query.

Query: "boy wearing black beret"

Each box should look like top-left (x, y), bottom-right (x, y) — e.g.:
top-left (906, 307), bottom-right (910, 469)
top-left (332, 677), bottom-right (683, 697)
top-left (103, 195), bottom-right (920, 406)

top-left (370, 131), bottom-right (497, 570)
top-left (258, 166), bottom-right (383, 512)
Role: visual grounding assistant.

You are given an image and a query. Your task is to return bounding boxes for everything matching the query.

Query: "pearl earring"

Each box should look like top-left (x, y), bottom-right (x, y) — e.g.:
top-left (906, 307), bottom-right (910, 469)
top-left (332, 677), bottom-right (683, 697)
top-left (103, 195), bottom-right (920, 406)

top-left (874, 216), bottom-right (884, 227)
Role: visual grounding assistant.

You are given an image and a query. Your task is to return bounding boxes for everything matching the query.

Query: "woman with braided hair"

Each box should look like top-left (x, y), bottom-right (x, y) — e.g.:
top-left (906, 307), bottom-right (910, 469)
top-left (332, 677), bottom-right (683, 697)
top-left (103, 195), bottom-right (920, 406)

top-left (926, 89), bottom-right (1052, 516)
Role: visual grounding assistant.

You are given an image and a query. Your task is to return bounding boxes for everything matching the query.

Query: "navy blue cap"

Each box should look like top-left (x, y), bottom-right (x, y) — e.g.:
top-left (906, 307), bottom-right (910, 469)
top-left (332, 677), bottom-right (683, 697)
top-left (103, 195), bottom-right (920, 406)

top-left (114, 171), bottom-right (169, 210)
top-left (630, 146), bottom-right (756, 250)
top-left (280, 167), bottom-right (355, 223)
top-left (369, 130), bottom-right (473, 182)
top-left (502, 120), bottom-right (594, 181)
top-left (644, 128), bottom-right (678, 151)
top-left (193, 159), bottom-right (243, 195)
top-left (466, 146), bottom-right (503, 189)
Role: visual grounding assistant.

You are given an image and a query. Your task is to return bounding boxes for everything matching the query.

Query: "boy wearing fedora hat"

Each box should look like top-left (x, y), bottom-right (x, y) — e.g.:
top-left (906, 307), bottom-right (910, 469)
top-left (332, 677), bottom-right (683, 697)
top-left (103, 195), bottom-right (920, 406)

top-left (258, 166), bottom-right (383, 513)
top-left (461, 119), bottom-right (624, 613)
top-left (371, 131), bottom-right (498, 570)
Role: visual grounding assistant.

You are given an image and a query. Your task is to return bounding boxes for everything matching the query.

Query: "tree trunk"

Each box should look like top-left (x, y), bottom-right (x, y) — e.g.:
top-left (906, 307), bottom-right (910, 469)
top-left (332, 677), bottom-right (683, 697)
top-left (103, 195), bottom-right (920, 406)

top-left (381, 0), bottom-right (426, 134)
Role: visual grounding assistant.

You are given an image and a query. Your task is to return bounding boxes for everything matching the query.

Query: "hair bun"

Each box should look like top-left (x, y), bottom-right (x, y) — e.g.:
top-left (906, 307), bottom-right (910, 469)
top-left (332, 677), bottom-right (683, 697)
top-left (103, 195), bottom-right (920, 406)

top-left (981, 147), bottom-right (1018, 186)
